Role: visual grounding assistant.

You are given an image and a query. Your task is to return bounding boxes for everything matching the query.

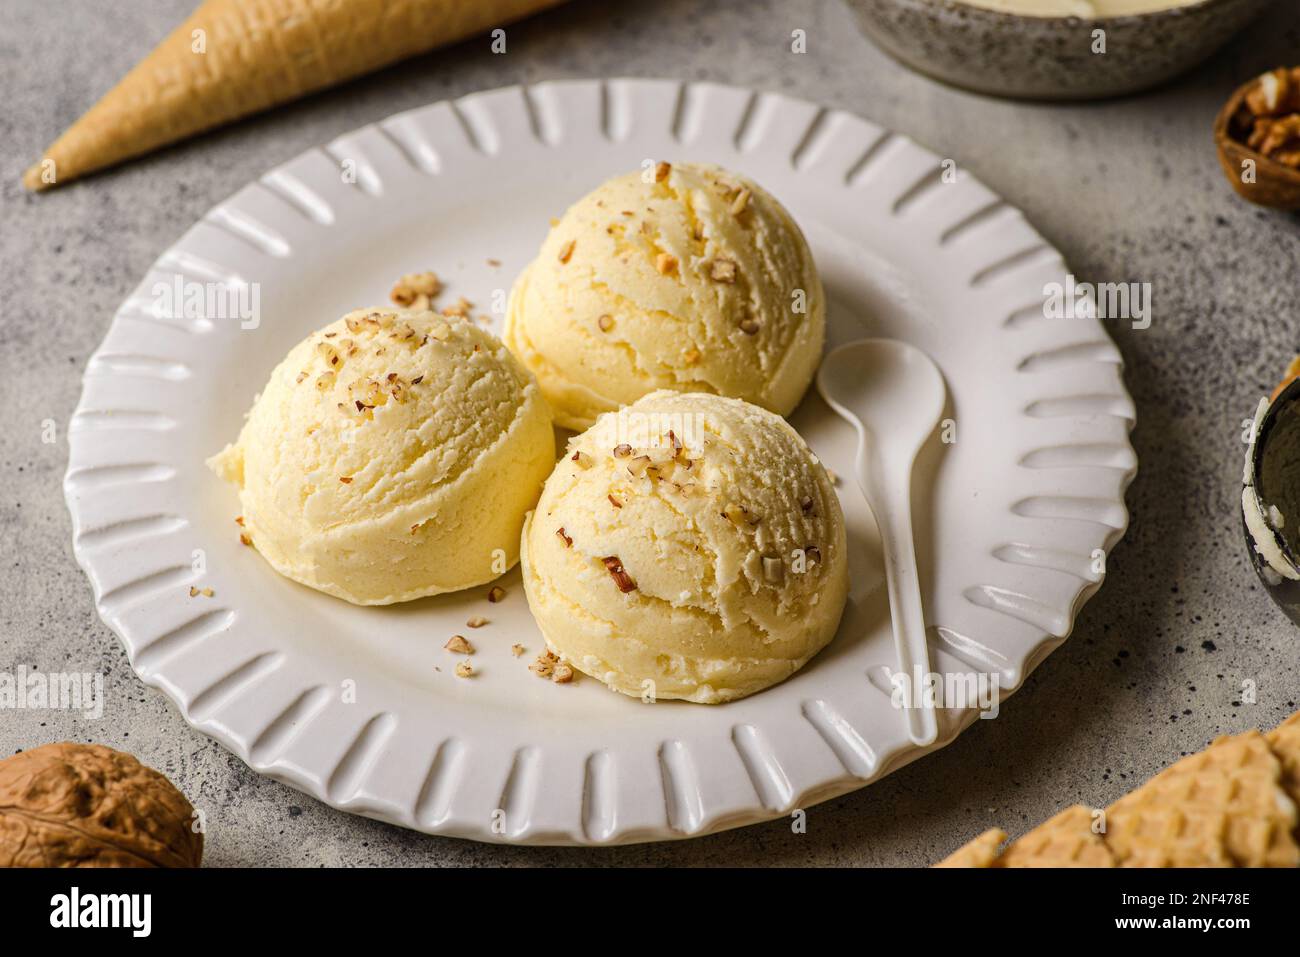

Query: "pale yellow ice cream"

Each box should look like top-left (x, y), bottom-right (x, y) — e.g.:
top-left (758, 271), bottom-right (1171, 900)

top-left (505, 162), bottom-right (825, 431)
top-left (520, 391), bottom-right (848, 703)
top-left (209, 307), bottom-right (555, 605)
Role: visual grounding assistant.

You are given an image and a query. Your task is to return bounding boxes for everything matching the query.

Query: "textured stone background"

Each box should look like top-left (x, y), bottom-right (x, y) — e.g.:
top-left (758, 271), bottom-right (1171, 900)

top-left (2, 0), bottom-right (1298, 866)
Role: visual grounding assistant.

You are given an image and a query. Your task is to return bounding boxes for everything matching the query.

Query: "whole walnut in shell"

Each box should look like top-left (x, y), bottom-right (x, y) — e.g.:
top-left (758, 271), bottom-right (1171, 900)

top-left (0, 742), bottom-right (202, 867)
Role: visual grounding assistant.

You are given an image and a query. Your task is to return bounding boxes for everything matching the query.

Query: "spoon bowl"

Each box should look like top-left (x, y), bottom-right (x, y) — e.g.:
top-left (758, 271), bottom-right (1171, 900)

top-left (818, 339), bottom-right (947, 464)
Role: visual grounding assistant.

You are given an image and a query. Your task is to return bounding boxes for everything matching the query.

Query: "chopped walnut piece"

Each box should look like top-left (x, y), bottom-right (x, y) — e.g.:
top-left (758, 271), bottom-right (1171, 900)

top-left (239, 533), bottom-right (253, 547)
top-left (1235, 67), bottom-right (1300, 170)
top-left (487, 585), bottom-right (506, 603)
top-left (739, 317), bottom-right (761, 336)
top-left (556, 527), bottom-right (573, 547)
top-left (455, 660), bottom-right (474, 678)
top-left (1249, 114), bottom-right (1300, 161)
top-left (234, 516), bottom-right (245, 526)
top-left (201, 587), bottom-right (215, 598)
top-left (511, 644), bottom-right (526, 657)
top-left (709, 258), bottom-right (738, 283)
top-left (613, 444), bottom-right (633, 458)
top-left (804, 545), bottom-right (822, 565)
top-left (188, 586), bottom-right (200, 597)
top-left (626, 455), bottom-right (651, 477)
top-left (390, 271), bottom-right (442, 307)
top-left (528, 648), bottom-right (576, 684)
top-left (467, 616), bottom-right (489, 628)
top-left (602, 556), bottom-right (637, 593)
top-left (440, 298), bottom-right (471, 319)
top-left (597, 314), bottom-right (614, 332)
top-left (654, 161), bottom-right (671, 182)
top-left (445, 635), bottom-right (474, 654)
top-left (571, 450), bottom-right (594, 469)
top-left (339, 476), bottom-right (353, 484)
top-left (530, 650), bottom-right (558, 678)
top-left (1245, 67), bottom-right (1300, 116)
top-left (655, 252), bottom-right (678, 275)
top-left (723, 502), bottom-right (747, 525)
top-left (558, 239), bottom-right (576, 264)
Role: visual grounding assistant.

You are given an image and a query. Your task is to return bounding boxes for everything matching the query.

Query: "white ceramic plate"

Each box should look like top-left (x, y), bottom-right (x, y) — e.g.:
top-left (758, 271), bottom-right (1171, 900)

top-left (65, 79), bottom-right (1136, 845)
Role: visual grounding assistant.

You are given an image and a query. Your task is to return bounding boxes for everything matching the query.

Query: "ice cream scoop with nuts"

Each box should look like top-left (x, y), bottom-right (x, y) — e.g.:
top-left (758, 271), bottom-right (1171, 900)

top-left (505, 162), bottom-right (825, 430)
top-left (209, 307), bottom-right (555, 604)
top-left (519, 391), bottom-right (848, 703)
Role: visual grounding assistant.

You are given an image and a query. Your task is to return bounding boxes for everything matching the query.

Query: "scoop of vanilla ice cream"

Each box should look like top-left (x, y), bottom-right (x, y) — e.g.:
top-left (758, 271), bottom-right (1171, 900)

top-left (209, 307), bottom-right (555, 605)
top-left (505, 162), bottom-right (825, 430)
top-left (520, 391), bottom-right (847, 703)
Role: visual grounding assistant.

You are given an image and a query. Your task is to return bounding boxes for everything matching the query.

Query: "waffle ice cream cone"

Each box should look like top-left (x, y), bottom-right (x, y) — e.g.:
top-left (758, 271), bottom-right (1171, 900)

top-left (24, 0), bottom-right (565, 191)
top-left (1105, 731), bottom-right (1297, 868)
top-left (934, 828), bottom-right (1006, 868)
top-left (998, 805), bottom-right (1115, 868)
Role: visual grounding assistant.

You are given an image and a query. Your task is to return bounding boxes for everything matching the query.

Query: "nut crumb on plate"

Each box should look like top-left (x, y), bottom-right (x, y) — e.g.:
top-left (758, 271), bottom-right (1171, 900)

top-left (445, 635), bottom-right (474, 654)
top-left (390, 271), bottom-right (442, 310)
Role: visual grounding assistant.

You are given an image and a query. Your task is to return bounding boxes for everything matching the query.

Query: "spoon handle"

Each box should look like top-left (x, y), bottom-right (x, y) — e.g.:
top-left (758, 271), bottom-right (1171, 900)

top-left (858, 446), bottom-right (939, 747)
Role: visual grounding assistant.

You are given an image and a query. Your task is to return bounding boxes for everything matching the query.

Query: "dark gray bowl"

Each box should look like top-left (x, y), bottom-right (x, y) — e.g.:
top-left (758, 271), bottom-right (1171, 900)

top-left (1244, 376), bottom-right (1300, 626)
top-left (843, 0), bottom-right (1276, 100)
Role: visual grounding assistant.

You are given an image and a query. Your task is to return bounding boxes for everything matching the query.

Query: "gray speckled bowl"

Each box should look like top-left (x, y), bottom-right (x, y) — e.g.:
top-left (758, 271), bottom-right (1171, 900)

top-left (843, 0), bottom-right (1276, 100)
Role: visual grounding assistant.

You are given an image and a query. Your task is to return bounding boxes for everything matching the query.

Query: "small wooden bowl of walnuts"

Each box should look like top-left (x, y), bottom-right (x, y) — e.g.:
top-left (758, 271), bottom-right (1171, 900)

top-left (1215, 67), bottom-right (1300, 210)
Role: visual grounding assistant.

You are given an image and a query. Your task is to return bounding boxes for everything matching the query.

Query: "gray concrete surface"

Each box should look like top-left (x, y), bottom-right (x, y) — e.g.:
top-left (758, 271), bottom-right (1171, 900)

top-left (2, 0), bottom-right (1299, 867)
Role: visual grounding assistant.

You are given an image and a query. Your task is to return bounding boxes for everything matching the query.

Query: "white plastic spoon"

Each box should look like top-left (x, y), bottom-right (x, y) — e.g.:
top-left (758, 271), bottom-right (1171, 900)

top-left (817, 338), bottom-right (946, 747)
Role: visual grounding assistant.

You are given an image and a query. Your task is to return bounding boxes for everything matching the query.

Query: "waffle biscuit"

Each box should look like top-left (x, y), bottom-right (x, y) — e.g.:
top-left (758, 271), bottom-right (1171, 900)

top-left (998, 805), bottom-right (1115, 868)
top-left (1105, 731), bottom-right (1298, 868)
top-left (934, 828), bottom-right (1006, 868)
top-left (1266, 711), bottom-right (1300, 810)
